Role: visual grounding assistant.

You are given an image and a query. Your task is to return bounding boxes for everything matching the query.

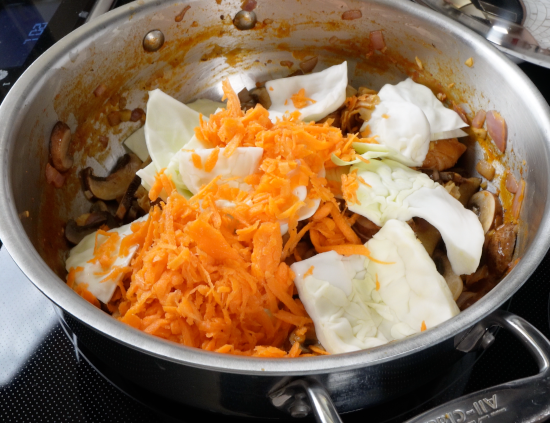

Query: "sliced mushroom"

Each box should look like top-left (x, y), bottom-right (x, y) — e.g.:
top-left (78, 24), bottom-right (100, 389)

top-left (418, 168), bottom-right (440, 182)
top-left (50, 121), bottom-right (73, 172)
top-left (116, 175), bottom-right (142, 219)
top-left (249, 87), bottom-right (272, 109)
top-left (90, 200), bottom-right (110, 213)
top-left (353, 216), bottom-right (381, 242)
top-left (238, 87), bottom-right (252, 103)
top-left (135, 186), bottom-right (151, 213)
top-left (81, 153), bottom-right (142, 201)
top-left (410, 217), bottom-right (441, 256)
top-left (125, 200), bottom-right (146, 224)
top-left (468, 191), bottom-right (503, 233)
top-left (65, 211), bottom-right (117, 244)
top-left (456, 177), bottom-right (481, 207)
top-left (486, 223), bottom-right (517, 274)
top-left (433, 250), bottom-right (463, 301)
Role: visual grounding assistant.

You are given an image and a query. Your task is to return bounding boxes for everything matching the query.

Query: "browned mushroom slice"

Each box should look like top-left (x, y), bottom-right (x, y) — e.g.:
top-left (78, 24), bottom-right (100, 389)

top-left (456, 177), bottom-right (481, 207)
top-left (422, 138), bottom-right (467, 171)
top-left (438, 172), bottom-right (481, 206)
top-left (353, 216), bottom-right (380, 242)
top-left (418, 167), bottom-right (440, 182)
top-left (116, 175), bottom-right (142, 219)
top-left (125, 200), bottom-right (146, 224)
top-left (135, 186), bottom-right (151, 213)
top-left (90, 200), bottom-right (110, 213)
top-left (65, 211), bottom-right (117, 244)
top-left (486, 223), bottom-right (517, 274)
top-left (468, 191), bottom-right (503, 233)
top-left (249, 87), bottom-right (272, 109)
top-left (81, 153), bottom-right (142, 201)
top-left (410, 217), bottom-right (441, 256)
top-left (50, 121), bottom-right (73, 172)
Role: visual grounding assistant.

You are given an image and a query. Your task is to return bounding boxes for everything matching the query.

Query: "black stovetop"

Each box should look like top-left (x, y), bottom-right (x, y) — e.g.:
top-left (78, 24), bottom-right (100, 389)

top-left (1, 2), bottom-right (550, 419)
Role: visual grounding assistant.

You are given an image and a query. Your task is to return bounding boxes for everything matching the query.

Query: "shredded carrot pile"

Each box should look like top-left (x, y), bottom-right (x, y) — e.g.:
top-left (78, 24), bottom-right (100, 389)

top-left (72, 79), bottom-right (381, 357)
top-left (290, 88), bottom-right (317, 109)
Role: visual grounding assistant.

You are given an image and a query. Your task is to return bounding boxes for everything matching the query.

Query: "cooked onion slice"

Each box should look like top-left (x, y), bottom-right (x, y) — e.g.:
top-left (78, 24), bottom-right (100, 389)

top-left (486, 110), bottom-right (507, 153)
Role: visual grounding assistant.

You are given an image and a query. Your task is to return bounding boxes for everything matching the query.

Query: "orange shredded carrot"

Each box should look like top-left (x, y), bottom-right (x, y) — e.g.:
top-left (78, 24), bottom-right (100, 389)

top-left (421, 321), bottom-right (427, 332)
top-left (192, 153), bottom-right (203, 169)
top-left (70, 78), bottom-right (388, 358)
top-left (204, 147), bottom-right (220, 172)
top-left (313, 202), bottom-right (332, 221)
top-left (330, 203), bottom-right (361, 244)
top-left (342, 169), bottom-right (360, 206)
top-left (290, 88), bottom-right (317, 109)
top-left (375, 274), bottom-right (380, 291)
top-left (357, 156), bottom-right (370, 164)
top-left (74, 283), bottom-right (100, 308)
top-left (309, 345), bottom-right (330, 355)
top-left (288, 341), bottom-right (302, 357)
top-left (67, 266), bottom-right (83, 289)
top-left (304, 266), bottom-right (314, 278)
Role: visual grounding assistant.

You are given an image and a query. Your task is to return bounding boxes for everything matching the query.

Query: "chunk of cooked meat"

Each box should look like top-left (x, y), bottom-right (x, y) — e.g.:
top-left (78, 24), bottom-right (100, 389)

top-left (486, 223), bottom-right (517, 274)
top-left (422, 138), bottom-right (467, 171)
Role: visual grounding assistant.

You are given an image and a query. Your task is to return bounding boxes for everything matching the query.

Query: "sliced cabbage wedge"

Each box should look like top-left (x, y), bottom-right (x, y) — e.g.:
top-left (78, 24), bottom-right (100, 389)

top-left (349, 159), bottom-right (484, 275)
top-left (359, 78), bottom-right (468, 166)
top-left (177, 147), bottom-right (264, 194)
top-left (144, 89), bottom-right (202, 171)
top-left (65, 215), bottom-right (148, 304)
top-left (372, 78), bottom-right (468, 141)
top-left (266, 62), bottom-right (348, 122)
top-left (136, 90), bottom-right (214, 196)
top-left (362, 101), bottom-right (431, 166)
top-left (291, 219), bottom-right (460, 354)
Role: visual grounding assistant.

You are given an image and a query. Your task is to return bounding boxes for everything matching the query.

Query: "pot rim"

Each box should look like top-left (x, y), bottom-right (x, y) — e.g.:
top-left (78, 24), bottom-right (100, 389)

top-left (1, 0), bottom-right (549, 376)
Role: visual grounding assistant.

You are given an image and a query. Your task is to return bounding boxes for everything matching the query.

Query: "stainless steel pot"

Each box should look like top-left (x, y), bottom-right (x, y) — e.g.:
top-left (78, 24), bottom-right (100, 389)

top-left (1, 0), bottom-right (550, 421)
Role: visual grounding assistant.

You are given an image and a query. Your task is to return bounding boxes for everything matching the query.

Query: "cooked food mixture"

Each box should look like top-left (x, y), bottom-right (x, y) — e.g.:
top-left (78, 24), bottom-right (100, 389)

top-left (53, 62), bottom-right (523, 357)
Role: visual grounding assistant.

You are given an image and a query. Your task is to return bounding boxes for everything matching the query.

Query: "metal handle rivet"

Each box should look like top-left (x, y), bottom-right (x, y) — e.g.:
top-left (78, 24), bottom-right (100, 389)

top-left (233, 10), bottom-right (257, 30)
top-left (143, 29), bottom-right (165, 52)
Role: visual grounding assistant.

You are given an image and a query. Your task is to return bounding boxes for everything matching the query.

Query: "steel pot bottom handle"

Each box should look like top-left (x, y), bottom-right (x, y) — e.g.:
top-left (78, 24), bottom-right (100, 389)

top-left (279, 310), bottom-right (550, 423)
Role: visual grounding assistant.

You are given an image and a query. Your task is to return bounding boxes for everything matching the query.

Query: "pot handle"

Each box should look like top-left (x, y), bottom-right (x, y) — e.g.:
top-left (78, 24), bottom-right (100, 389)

top-left (296, 310), bottom-right (550, 423)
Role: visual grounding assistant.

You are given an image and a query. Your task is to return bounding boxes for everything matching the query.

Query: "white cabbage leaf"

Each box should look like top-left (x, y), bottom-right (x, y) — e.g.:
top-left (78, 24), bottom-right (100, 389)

top-left (361, 101), bottom-right (431, 166)
top-left (65, 215), bottom-right (149, 304)
top-left (136, 90), bottom-right (220, 196)
top-left (291, 219), bottom-right (460, 354)
top-left (359, 78), bottom-right (468, 166)
top-left (176, 147), bottom-right (264, 194)
top-left (372, 78), bottom-right (468, 141)
top-left (266, 62), bottom-right (348, 122)
top-left (127, 98), bottom-right (222, 169)
top-left (349, 159), bottom-right (484, 275)
top-left (144, 89), bottom-right (201, 172)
